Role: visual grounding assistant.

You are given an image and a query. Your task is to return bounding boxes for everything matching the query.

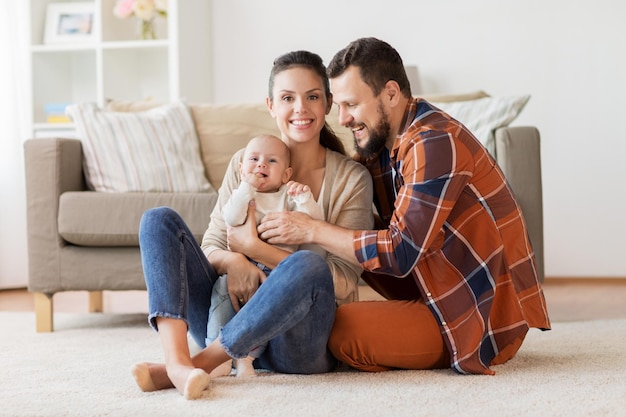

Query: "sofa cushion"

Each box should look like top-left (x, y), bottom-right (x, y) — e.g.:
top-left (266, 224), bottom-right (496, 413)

top-left (58, 191), bottom-right (218, 246)
top-left (431, 95), bottom-right (531, 153)
top-left (66, 101), bottom-right (213, 193)
top-left (189, 103), bottom-right (282, 189)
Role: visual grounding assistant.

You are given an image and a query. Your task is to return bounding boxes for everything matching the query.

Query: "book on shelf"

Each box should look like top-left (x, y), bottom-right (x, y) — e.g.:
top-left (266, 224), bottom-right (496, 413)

top-left (46, 115), bottom-right (72, 123)
top-left (44, 102), bottom-right (73, 123)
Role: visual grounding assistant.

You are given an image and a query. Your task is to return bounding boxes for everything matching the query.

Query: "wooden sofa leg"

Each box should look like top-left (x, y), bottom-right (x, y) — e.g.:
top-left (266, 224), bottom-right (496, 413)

top-left (88, 291), bottom-right (104, 313)
top-left (34, 292), bottom-right (54, 333)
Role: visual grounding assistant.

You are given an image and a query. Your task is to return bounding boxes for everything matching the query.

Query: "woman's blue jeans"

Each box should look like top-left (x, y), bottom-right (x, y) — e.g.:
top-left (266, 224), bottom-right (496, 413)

top-left (138, 206), bottom-right (337, 374)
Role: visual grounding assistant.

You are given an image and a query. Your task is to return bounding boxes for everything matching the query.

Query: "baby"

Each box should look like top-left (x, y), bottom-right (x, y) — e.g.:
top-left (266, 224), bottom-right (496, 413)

top-left (207, 134), bottom-right (323, 378)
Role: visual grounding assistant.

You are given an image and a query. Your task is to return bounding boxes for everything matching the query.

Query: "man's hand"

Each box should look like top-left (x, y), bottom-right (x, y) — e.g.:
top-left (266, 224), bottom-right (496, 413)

top-left (260, 209), bottom-right (361, 264)
top-left (258, 211), bottom-right (315, 246)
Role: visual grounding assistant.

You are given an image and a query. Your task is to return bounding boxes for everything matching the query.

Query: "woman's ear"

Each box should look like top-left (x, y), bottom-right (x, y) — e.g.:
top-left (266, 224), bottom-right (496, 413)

top-left (266, 97), bottom-right (276, 117)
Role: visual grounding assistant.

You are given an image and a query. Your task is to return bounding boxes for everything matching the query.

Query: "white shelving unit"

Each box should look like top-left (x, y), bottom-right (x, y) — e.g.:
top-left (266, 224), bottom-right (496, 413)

top-left (27, 0), bottom-right (212, 138)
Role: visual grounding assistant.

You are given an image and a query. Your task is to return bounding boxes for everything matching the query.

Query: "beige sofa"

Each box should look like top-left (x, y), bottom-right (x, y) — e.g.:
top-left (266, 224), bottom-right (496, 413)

top-left (24, 95), bottom-right (544, 332)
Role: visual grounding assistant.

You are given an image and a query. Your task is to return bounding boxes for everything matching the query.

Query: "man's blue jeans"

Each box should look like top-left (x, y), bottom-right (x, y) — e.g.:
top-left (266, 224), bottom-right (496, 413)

top-left (139, 206), bottom-right (337, 374)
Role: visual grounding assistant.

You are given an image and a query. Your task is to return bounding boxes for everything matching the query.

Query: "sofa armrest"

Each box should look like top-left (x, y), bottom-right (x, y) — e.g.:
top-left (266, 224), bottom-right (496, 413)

top-left (494, 126), bottom-right (544, 282)
top-left (24, 138), bottom-right (86, 292)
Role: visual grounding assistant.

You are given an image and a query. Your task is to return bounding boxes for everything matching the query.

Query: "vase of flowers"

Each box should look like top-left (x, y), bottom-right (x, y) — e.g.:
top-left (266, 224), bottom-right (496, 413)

top-left (113, 0), bottom-right (167, 40)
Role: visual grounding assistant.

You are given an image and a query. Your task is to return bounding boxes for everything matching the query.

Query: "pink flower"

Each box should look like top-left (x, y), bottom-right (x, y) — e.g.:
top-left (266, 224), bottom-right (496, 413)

top-left (113, 0), bottom-right (167, 20)
top-left (113, 0), bottom-right (135, 19)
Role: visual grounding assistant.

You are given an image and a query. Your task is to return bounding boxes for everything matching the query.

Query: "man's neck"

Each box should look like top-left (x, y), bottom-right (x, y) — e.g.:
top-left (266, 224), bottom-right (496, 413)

top-left (385, 96), bottom-right (411, 151)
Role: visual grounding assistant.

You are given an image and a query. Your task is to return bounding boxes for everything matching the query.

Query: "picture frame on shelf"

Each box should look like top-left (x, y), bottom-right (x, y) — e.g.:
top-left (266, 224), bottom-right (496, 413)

top-left (44, 2), bottom-right (96, 44)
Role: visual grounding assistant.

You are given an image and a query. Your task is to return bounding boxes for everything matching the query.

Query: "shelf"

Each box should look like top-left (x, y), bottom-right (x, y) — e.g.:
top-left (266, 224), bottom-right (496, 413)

top-left (33, 122), bottom-right (75, 131)
top-left (31, 43), bottom-right (97, 53)
top-left (102, 48), bottom-right (170, 101)
top-left (26, 0), bottom-right (212, 138)
top-left (32, 123), bottom-right (78, 139)
top-left (31, 40), bottom-right (170, 53)
top-left (101, 40), bottom-right (170, 49)
top-left (31, 50), bottom-right (97, 124)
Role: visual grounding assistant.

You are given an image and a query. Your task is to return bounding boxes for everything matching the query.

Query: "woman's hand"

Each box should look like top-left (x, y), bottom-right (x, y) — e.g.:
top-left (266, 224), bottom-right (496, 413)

top-left (222, 251), bottom-right (265, 311)
top-left (258, 211), bottom-right (316, 246)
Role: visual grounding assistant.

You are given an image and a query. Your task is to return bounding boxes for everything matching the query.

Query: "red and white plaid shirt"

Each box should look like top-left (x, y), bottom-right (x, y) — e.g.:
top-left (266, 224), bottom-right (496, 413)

top-left (353, 97), bottom-right (551, 375)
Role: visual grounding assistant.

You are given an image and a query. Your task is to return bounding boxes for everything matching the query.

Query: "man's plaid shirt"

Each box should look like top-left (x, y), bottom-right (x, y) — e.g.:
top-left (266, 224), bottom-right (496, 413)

top-left (353, 97), bottom-right (551, 374)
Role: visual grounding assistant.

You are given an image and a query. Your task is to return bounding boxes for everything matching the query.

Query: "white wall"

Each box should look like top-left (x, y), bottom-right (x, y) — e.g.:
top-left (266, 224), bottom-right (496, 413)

top-left (0, 3), bottom-right (29, 289)
top-left (210, 0), bottom-right (626, 278)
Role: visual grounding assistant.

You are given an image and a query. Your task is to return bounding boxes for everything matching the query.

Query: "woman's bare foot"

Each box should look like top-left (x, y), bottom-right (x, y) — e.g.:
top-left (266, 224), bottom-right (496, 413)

top-left (131, 362), bottom-right (173, 392)
top-left (166, 363), bottom-right (211, 400)
top-left (183, 369), bottom-right (212, 400)
top-left (131, 363), bottom-right (156, 392)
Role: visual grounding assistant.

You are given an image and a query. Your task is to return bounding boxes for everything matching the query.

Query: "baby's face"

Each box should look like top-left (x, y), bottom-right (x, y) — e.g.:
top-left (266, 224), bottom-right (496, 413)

top-left (240, 136), bottom-right (292, 192)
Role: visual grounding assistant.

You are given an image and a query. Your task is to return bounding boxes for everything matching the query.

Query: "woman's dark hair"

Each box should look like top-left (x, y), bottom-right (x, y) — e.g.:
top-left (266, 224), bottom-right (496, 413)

top-left (327, 37), bottom-right (412, 98)
top-left (268, 50), bottom-right (346, 155)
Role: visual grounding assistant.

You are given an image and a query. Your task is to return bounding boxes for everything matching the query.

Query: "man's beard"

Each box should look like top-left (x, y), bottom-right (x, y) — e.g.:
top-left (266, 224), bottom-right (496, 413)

top-left (354, 102), bottom-right (391, 159)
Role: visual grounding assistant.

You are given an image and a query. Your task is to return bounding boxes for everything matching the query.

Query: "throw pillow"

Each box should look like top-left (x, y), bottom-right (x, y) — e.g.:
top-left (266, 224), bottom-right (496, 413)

top-left (431, 95), bottom-right (530, 153)
top-left (66, 101), bottom-right (213, 193)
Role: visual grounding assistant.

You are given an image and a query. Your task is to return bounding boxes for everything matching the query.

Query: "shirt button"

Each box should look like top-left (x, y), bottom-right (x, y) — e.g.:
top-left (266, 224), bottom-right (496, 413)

top-left (441, 321), bottom-right (447, 326)
top-left (426, 292), bottom-right (432, 297)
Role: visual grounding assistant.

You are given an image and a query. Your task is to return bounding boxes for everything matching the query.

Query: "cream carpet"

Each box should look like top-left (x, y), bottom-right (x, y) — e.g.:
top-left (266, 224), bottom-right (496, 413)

top-left (1, 312), bottom-right (624, 417)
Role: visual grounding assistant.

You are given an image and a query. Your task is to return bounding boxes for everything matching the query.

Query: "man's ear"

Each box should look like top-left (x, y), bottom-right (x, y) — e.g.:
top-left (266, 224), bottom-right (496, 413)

top-left (282, 166), bottom-right (293, 183)
top-left (384, 80), bottom-right (402, 106)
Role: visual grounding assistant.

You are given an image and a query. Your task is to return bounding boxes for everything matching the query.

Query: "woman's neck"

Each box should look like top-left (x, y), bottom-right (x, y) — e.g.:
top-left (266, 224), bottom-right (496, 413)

top-left (289, 142), bottom-right (326, 200)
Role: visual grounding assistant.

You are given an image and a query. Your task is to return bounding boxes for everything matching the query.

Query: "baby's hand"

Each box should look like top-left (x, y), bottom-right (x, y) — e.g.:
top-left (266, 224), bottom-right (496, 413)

top-left (287, 181), bottom-right (310, 196)
top-left (242, 172), bottom-right (266, 189)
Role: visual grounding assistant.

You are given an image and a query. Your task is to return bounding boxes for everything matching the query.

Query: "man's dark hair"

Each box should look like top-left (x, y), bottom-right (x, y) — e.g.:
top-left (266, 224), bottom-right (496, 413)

top-left (327, 37), bottom-right (412, 98)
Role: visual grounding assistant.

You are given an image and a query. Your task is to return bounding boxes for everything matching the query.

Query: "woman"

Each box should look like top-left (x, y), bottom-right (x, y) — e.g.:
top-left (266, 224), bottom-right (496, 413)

top-left (132, 50), bottom-right (374, 399)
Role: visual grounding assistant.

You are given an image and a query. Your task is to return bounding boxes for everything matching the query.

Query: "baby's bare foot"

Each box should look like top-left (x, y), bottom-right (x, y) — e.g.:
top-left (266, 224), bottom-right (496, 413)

top-left (235, 357), bottom-right (257, 378)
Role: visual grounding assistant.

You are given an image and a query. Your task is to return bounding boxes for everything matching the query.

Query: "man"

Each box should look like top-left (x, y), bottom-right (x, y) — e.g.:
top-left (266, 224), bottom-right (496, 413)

top-left (259, 37), bottom-right (550, 375)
